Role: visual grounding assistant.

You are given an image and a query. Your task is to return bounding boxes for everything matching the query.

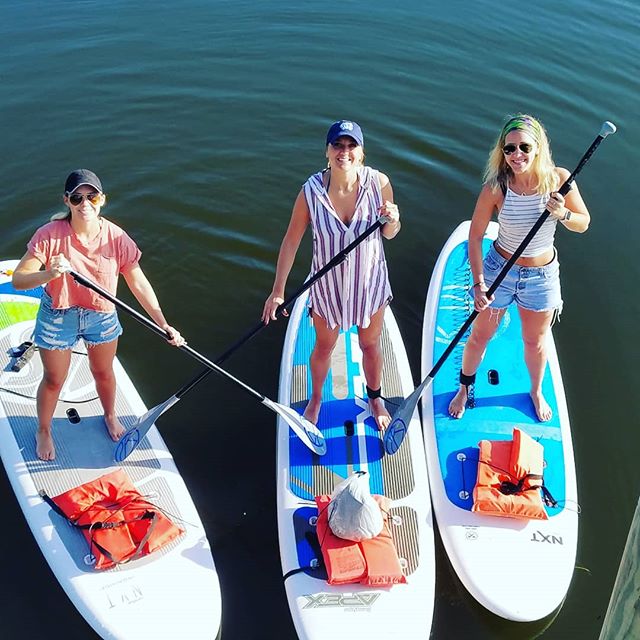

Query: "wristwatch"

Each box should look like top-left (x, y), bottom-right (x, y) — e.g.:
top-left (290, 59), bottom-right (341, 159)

top-left (563, 209), bottom-right (572, 221)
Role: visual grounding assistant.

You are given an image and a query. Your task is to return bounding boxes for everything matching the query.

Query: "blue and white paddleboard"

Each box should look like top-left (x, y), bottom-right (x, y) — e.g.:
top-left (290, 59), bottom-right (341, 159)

top-left (277, 293), bottom-right (435, 639)
top-left (421, 221), bottom-right (578, 621)
top-left (0, 259), bottom-right (222, 639)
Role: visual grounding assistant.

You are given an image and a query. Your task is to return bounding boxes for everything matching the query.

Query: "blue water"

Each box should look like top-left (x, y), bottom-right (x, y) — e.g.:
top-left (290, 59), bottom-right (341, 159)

top-left (1, 1), bottom-right (639, 638)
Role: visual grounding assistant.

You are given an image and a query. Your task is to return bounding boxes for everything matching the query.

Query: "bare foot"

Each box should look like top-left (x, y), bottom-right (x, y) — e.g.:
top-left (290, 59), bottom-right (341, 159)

top-left (303, 398), bottom-right (322, 426)
top-left (448, 386), bottom-right (468, 418)
top-left (369, 397), bottom-right (391, 431)
top-left (530, 391), bottom-right (552, 422)
top-left (105, 414), bottom-right (126, 441)
top-left (36, 430), bottom-right (55, 461)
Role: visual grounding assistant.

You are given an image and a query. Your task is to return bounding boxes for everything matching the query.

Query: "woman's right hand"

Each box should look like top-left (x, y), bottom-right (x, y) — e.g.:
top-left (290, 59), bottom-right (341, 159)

top-left (473, 283), bottom-right (494, 312)
top-left (262, 293), bottom-right (288, 325)
top-left (49, 254), bottom-right (71, 279)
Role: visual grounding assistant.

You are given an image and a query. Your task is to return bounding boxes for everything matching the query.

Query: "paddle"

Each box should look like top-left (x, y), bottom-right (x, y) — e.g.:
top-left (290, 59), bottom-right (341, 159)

top-left (383, 121), bottom-right (617, 456)
top-left (104, 216), bottom-right (390, 460)
top-left (67, 270), bottom-right (327, 458)
top-left (158, 215), bottom-right (391, 402)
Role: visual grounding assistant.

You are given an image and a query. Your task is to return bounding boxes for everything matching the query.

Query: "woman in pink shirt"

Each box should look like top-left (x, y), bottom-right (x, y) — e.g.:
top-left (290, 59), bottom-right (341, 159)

top-left (12, 169), bottom-right (184, 461)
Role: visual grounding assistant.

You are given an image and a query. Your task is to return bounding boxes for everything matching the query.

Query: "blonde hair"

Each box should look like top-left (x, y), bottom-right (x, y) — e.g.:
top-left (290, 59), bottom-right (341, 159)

top-left (50, 210), bottom-right (71, 221)
top-left (483, 114), bottom-right (559, 195)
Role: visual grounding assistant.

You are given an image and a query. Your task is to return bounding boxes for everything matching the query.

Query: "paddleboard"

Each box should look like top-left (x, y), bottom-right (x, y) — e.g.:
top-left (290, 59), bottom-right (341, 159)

top-left (421, 221), bottom-right (579, 621)
top-left (277, 293), bottom-right (435, 639)
top-left (0, 259), bottom-right (222, 639)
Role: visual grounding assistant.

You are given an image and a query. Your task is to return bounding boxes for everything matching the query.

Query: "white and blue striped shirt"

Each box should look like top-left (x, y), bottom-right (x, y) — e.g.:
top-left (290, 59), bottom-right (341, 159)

top-left (303, 166), bottom-right (392, 331)
top-left (496, 187), bottom-right (557, 257)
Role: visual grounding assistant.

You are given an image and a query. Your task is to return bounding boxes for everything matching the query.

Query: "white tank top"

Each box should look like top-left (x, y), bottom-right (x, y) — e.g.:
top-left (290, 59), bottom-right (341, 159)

top-left (496, 187), bottom-right (557, 257)
top-left (303, 166), bottom-right (392, 330)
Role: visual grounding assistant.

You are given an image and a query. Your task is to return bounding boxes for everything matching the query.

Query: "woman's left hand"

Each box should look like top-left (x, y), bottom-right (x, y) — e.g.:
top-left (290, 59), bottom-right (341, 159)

top-left (163, 324), bottom-right (185, 347)
top-left (548, 192), bottom-right (568, 220)
top-left (378, 200), bottom-right (400, 225)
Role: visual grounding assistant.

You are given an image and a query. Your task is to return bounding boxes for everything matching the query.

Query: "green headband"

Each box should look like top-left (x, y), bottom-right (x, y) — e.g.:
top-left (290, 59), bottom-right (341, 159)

top-left (502, 116), bottom-right (542, 143)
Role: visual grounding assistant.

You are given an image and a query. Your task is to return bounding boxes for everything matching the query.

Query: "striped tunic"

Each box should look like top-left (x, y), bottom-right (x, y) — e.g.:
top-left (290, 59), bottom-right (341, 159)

top-left (303, 166), bottom-right (392, 331)
top-left (496, 187), bottom-right (557, 257)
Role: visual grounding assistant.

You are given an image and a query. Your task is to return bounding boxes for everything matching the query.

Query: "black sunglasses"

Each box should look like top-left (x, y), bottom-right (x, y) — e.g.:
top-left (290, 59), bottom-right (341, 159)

top-left (503, 142), bottom-right (534, 155)
top-left (67, 192), bottom-right (102, 206)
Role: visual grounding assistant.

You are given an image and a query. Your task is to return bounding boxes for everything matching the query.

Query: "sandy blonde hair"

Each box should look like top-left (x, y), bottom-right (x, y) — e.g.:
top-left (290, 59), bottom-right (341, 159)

top-left (50, 210), bottom-right (71, 221)
top-left (484, 114), bottom-right (559, 195)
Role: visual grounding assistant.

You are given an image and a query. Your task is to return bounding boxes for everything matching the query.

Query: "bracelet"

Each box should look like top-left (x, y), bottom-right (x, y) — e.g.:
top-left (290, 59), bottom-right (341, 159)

top-left (472, 281), bottom-right (485, 288)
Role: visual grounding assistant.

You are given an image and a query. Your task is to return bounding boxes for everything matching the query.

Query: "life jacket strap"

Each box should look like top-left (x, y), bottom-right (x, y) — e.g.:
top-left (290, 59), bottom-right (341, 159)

top-left (499, 473), bottom-right (543, 495)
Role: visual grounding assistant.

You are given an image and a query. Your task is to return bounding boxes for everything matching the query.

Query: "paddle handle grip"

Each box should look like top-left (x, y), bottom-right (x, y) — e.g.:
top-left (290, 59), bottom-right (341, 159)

top-left (68, 271), bottom-right (267, 403)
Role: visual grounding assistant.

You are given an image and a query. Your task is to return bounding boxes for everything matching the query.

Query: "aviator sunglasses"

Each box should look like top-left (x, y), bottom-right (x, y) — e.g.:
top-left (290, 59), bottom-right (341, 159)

top-left (67, 192), bottom-right (102, 206)
top-left (503, 142), bottom-right (534, 155)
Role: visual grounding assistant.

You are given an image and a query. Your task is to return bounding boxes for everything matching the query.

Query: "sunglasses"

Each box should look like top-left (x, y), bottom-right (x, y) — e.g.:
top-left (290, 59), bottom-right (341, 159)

top-left (67, 192), bottom-right (102, 206)
top-left (330, 141), bottom-right (358, 151)
top-left (503, 142), bottom-right (534, 155)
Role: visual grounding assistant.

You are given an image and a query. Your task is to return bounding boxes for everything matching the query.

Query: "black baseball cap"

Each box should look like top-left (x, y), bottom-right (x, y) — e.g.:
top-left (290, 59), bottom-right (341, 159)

top-left (64, 169), bottom-right (103, 194)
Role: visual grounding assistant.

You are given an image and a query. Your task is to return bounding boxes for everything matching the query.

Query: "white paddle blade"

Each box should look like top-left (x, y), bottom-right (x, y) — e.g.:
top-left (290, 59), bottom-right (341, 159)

top-left (114, 395), bottom-right (181, 462)
top-left (265, 398), bottom-right (327, 456)
top-left (383, 377), bottom-right (432, 455)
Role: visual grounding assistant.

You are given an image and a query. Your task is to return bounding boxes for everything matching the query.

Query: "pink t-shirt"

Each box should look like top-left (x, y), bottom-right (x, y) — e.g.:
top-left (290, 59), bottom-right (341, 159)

top-left (27, 218), bottom-right (142, 311)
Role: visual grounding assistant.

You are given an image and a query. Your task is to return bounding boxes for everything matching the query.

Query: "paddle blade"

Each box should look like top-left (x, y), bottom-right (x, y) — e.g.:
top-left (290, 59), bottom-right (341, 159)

top-left (264, 398), bottom-right (327, 456)
top-left (114, 395), bottom-right (181, 462)
top-left (383, 377), bottom-right (432, 455)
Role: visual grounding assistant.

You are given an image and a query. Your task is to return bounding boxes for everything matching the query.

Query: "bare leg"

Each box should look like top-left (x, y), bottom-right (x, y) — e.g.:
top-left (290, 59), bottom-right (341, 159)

top-left (304, 313), bottom-right (340, 425)
top-left (87, 339), bottom-right (125, 440)
top-left (448, 307), bottom-right (505, 418)
top-left (36, 348), bottom-right (72, 461)
top-left (358, 305), bottom-right (390, 431)
top-left (519, 307), bottom-right (554, 422)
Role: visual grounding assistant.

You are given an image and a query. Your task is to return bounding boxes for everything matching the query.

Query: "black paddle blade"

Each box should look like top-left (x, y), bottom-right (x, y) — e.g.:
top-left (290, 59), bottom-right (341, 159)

top-left (113, 395), bottom-right (181, 462)
top-left (383, 377), bottom-right (432, 455)
top-left (114, 428), bottom-right (141, 463)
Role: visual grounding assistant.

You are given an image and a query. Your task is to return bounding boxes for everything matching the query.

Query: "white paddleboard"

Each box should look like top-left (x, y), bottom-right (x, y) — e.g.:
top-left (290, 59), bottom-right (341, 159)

top-left (421, 222), bottom-right (579, 621)
top-left (0, 259), bottom-right (222, 639)
top-left (277, 293), bottom-right (435, 639)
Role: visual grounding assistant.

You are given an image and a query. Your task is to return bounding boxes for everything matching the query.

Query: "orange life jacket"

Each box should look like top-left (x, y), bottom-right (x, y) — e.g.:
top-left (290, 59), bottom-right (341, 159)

top-left (314, 494), bottom-right (407, 586)
top-left (41, 468), bottom-right (184, 569)
top-left (472, 427), bottom-right (549, 520)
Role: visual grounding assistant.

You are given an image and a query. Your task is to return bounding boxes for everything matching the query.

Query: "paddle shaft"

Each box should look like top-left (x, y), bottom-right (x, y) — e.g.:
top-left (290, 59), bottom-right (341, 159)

top-left (69, 271), bottom-right (268, 404)
top-left (172, 217), bottom-right (386, 397)
top-left (424, 128), bottom-right (611, 385)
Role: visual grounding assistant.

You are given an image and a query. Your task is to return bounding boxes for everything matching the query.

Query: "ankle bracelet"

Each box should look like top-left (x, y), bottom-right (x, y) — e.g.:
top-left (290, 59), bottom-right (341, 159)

top-left (366, 385), bottom-right (382, 400)
top-left (459, 372), bottom-right (476, 387)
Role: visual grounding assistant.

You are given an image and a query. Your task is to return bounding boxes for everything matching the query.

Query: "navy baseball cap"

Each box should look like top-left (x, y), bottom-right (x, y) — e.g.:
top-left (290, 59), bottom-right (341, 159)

top-left (326, 120), bottom-right (364, 147)
top-left (64, 169), bottom-right (103, 194)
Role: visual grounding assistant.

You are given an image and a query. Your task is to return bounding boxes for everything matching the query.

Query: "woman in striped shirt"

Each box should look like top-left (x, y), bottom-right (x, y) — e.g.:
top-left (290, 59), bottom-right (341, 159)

top-left (448, 114), bottom-right (590, 422)
top-left (262, 120), bottom-right (401, 429)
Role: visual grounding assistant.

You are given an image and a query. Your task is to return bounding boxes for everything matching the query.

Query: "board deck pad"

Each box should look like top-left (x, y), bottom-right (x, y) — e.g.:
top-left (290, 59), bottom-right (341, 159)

top-left (277, 295), bottom-right (434, 640)
top-left (0, 260), bottom-right (221, 639)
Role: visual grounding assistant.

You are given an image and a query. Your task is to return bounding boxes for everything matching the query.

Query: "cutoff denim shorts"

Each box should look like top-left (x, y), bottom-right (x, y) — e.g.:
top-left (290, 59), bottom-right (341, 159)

top-left (34, 291), bottom-right (123, 350)
top-left (473, 243), bottom-right (563, 313)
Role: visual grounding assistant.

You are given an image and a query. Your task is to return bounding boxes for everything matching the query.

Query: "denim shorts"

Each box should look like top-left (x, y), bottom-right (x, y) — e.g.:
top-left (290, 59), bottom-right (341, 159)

top-left (473, 243), bottom-right (563, 312)
top-left (34, 291), bottom-right (123, 350)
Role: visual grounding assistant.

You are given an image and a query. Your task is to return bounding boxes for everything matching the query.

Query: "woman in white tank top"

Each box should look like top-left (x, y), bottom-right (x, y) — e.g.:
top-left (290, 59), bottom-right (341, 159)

top-left (448, 114), bottom-right (590, 422)
top-left (262, 120), bottom-right (401, 429)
